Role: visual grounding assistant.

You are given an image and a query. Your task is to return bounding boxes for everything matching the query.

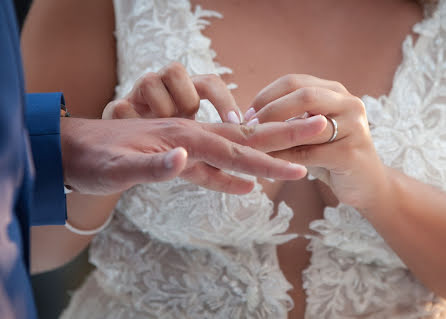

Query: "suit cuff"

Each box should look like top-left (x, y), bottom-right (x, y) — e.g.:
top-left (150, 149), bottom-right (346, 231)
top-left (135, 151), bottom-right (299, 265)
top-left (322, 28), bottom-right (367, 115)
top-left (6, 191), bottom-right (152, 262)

top-left (25, 92), bottom-right (67, 226)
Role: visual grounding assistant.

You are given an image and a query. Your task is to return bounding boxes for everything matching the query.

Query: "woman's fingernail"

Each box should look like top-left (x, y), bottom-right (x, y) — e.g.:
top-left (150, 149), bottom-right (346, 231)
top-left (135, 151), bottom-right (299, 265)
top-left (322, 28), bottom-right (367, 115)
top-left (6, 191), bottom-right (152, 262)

top-left (238, 109), bottom-right (244, 122)
top-left (244, 107), bottom-right (256, 121)
top-left (247, 118), bottom-right (259, 126)
top-left (227, 111), bottom-right (240, 124)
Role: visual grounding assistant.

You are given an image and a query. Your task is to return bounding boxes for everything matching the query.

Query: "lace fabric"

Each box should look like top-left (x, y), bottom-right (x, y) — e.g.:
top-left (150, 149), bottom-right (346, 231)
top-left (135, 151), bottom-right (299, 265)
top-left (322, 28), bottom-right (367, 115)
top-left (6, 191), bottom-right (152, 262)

top-left (304, 1), bottom-right (446, 317)
top-left (61, 1), bottom-right (446, 318)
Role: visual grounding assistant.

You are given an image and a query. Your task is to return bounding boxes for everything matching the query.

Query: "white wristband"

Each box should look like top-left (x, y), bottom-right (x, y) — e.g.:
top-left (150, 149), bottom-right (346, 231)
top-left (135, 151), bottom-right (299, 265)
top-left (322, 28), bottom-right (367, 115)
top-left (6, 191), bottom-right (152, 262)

top-left (64, 211), bottom-right (114, 236)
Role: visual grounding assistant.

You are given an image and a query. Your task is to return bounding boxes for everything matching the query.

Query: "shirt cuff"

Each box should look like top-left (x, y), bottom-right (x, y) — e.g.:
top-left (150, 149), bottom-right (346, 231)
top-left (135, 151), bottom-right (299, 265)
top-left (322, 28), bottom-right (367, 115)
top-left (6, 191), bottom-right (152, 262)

top-left (25, 92), bottom-right (67, 226)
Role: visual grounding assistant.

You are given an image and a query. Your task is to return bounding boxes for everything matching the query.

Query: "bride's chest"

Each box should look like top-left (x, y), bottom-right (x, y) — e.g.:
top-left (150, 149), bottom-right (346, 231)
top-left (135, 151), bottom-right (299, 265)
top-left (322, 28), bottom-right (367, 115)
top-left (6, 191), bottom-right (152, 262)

top-left (190, 0), bottom-right (423, 110)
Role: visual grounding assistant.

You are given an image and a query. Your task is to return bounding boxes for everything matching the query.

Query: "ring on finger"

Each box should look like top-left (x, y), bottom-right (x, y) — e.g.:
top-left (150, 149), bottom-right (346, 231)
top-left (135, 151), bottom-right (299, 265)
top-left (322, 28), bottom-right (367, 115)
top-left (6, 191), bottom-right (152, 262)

top-left (326, 116), bottom-right (338, 143)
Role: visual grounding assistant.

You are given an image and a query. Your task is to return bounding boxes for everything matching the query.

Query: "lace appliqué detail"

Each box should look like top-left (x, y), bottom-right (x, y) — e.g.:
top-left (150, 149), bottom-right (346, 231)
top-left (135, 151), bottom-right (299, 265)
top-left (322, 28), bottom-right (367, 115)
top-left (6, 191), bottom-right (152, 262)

top-left (62, 214), bottom-right (294, 319)
top-left (116, 177), bottom-right (296, 249)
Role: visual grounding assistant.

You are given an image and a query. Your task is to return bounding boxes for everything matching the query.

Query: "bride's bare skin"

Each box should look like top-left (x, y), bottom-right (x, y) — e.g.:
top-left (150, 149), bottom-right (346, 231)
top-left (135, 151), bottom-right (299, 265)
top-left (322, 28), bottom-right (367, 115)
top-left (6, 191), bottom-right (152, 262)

top-left (22, 0), bottom-right (423, 317)
top-left (190, 0), bottom-right (422, 316)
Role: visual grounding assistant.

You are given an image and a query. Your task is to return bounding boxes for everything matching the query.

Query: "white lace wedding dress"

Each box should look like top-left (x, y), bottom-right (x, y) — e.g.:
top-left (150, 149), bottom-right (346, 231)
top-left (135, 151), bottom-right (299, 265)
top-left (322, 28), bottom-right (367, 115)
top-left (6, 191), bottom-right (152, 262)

top-left (61, 1), bottom-right (446, 318)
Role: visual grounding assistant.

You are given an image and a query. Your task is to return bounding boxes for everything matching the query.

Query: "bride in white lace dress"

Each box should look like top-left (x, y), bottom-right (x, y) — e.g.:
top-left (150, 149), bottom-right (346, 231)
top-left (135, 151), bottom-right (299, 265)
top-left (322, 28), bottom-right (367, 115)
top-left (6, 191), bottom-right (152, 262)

top-left (21, 0), bottom-right (446, 318)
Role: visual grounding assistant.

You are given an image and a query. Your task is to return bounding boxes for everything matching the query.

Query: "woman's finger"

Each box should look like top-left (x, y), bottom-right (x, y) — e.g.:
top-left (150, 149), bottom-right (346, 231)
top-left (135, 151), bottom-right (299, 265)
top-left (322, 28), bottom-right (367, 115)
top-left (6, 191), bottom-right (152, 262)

top-left (128, 72), bottom-right (177, 118)
top-left (102, 100), bottom-right (140, 119)
top-left (181, 162), bottom-right (255, 194)
top-left (201, 115), bottom-right (329, 152)
top-left (159, 62), bottom-right (200, 118)
top-left (254, 87), bottom-right (351, 123)
top-left (246, 74), bottom-right (350, 120)
top-left (193, 74), bottom-right (242, 124)
top-left (184, 127), bottom-right (308, 180)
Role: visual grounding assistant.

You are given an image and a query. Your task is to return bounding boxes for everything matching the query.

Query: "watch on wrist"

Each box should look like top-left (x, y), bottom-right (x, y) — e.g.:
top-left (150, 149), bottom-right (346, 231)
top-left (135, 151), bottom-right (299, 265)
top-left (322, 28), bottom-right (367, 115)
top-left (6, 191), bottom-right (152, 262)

top-left (60, 103), bottom-right (71, 118)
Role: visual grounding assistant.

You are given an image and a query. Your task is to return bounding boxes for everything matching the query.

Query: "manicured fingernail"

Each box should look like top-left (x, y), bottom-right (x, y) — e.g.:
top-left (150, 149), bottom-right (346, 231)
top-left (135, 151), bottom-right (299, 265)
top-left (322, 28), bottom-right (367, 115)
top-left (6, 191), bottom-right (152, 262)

top-left (246, 118), bottom-right (259, 126)
top-left (238, 109), bottom-right (244, 122)
top-left (227, 111), bottom-right (240, 124)
top-left (164, 148), bottom-right (186, 169)
top-left (244, 107), bottom-right (256, 121)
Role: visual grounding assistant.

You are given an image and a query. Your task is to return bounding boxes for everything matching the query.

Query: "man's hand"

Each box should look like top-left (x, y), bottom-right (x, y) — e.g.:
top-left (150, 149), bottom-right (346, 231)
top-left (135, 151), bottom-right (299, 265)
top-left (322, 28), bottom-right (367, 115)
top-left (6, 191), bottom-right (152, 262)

top-left (91, 63), bottom-right (327, 194)
top-left (60, 117), bottom-right (326, 195)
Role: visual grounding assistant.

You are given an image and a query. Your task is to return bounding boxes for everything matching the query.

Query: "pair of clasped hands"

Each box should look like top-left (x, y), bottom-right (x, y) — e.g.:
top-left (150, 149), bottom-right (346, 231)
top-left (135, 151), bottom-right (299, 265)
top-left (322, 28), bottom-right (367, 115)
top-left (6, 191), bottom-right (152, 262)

top-left (62, 62), bottom-right (386, 211)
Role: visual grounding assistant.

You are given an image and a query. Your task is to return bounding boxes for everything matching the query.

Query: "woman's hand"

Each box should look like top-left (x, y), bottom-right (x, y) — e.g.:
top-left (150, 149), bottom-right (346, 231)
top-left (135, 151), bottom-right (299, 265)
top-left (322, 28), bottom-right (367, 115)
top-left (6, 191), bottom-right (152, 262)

top-left (103, 62), bottom-right (243, 123)
top-left (246, 74), bottom-right (390, 210)
top-left (94, 65), bottom-right (327, 195)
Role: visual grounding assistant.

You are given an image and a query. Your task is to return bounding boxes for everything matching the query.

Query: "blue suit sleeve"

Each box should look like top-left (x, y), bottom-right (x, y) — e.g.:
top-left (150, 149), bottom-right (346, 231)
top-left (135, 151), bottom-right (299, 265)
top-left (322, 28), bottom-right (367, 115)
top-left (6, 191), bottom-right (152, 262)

top-left (25, 92), bottom-right (67, 226)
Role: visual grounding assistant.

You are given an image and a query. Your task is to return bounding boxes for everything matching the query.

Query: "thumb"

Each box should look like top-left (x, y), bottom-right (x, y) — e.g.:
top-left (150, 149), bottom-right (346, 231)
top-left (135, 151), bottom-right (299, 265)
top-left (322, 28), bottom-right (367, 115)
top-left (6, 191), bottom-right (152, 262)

top-left (132, 147), bottom-right (188, 184)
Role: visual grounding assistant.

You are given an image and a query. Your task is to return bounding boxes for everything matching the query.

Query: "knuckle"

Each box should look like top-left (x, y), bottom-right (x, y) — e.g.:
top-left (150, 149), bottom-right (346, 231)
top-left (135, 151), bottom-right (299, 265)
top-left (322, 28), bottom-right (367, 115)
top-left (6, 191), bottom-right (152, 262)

top-left (141, 72), bottom-right (160, 89)
top-left (112, 100), bottom-right (133, 119)
top-left (282, 74), bottom-right (300, 91)
top-left (229, 143), bottom-right (245, 159)
top-left (239, 124), bottom-right (257, 142)
top-left (102, 153), bottom-right (126, 179)
top-left (160, 118), bottom-right (189, 138)
top-left (171, 117), bottom-right (190, 131)
top-left (228, 144), bottom-right (250, 167)
top-left (330, 80), bottom-right (348, 93)
top-left (297, 87), bottom-right (318, 105)
top-left (349, 96), bottom-right (366, 114)
top-left (162, 62), bottom-right (187, 80)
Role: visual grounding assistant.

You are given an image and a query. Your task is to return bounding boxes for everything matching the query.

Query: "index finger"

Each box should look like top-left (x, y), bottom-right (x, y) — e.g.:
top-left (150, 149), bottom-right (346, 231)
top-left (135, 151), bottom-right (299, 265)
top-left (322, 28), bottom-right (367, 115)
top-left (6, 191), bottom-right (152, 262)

top-left (184, 128), bottom-right (307, 180)
top-left (200, 115), bottom-right (328, 153)
top-left (193, 74), bottom-right (242, 124)
top-left (248, 74), bottom-right (350, 117)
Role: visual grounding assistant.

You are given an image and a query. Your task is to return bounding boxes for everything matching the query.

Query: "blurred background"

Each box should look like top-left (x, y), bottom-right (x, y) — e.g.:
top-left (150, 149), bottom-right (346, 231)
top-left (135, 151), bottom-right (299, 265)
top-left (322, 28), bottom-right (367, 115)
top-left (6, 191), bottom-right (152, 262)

top-left (31, 250), bottom-right (93, 319)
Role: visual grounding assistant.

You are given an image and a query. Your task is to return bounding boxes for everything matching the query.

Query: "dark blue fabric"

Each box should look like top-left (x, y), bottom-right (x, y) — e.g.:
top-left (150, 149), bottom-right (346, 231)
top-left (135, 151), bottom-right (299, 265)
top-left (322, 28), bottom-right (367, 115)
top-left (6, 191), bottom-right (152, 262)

top-left (1, 0), bottom-right (66, 318)
top-left (26, 93), bottom-right (67, 226)
top-left (0, 0), bottom-right (37, 318)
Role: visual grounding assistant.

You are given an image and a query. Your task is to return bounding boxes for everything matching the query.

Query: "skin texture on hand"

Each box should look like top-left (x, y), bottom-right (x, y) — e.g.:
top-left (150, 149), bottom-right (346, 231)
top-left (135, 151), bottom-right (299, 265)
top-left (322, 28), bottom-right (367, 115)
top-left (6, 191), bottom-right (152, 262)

top-left (60, 116), bottom-right (326, 195)
top-left (247, 74), bottom-right (386, 210)
top-left (96, 63), bottom-right (328, 195)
